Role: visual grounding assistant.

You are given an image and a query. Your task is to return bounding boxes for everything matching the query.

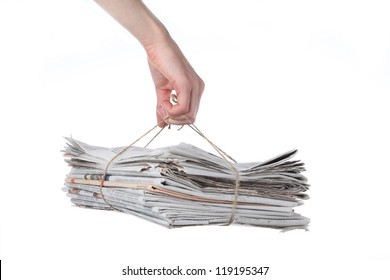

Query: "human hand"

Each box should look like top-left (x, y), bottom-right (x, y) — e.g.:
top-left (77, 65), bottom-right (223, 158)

top-left (92, 1), bottom-right (203, 127)
top-left (146, 38), bottom-right (204, 127)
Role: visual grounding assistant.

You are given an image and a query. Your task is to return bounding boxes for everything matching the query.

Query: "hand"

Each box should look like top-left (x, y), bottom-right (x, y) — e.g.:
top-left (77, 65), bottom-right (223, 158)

top-left (146, 38), bottom-right (204, 127)
top-left (92, 0), bottom-right (204, 127)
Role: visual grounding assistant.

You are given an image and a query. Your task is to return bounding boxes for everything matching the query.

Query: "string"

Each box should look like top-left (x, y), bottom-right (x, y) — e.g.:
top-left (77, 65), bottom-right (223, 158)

top-left (98, 117), bottom-right (240, 226)
top-left (98, 118), bottom-right (167, 211)
top-left (186, 122), bottom-right (240, 225)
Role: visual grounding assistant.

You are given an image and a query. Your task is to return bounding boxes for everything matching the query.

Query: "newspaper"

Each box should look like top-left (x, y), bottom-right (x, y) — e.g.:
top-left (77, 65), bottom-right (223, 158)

top-left (62, 137), bottom-right (310, 229)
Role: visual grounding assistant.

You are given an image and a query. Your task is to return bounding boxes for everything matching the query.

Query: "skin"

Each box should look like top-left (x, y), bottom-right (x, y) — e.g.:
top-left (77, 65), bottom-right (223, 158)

top-left (94, 0), bottom-right (204, 127)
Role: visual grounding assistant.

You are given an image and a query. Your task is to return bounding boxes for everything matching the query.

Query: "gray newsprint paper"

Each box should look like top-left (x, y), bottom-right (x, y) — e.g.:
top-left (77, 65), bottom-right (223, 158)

top-left (62, 137), bottom-right (310, 229)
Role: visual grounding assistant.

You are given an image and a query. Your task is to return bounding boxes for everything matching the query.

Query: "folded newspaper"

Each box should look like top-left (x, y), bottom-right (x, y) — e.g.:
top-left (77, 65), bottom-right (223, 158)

top-left (62, 137), bottom-right (310, 229)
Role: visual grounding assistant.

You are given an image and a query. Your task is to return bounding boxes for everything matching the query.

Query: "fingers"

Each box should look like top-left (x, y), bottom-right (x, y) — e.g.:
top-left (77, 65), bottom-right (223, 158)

top-left (162, 78), bottom-right (204, 126)
top-left (156, 95), bottom-right (192, 127)
top-left (154, 73), bottom-right (204, 127)
top-left (155, 89), bottom-right (171, 127)
top-left (147, 39), bottom-right (204, 127)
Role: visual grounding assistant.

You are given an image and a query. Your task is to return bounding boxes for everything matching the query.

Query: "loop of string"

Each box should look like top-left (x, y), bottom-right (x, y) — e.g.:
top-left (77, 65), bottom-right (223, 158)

top-left (99, 117), bottom-right (240, 226)
top-left (186, 122), bottom-right (240, 225)
top-left (98, 120), bottom-right (167, 211)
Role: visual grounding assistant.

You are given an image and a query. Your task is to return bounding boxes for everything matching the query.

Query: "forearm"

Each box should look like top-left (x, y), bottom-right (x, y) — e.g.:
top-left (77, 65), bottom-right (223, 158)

top-left (93, 0), bottom-right (170, 51)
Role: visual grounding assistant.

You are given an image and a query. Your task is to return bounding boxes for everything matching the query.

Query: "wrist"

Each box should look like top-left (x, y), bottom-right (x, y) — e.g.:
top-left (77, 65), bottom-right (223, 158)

top-left (141, 22), bottom-right (172, 56)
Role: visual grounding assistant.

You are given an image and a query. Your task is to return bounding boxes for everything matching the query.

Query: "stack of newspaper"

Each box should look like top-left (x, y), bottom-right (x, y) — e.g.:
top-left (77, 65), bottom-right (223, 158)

top-left (62, 137), bottom-right (310, 229)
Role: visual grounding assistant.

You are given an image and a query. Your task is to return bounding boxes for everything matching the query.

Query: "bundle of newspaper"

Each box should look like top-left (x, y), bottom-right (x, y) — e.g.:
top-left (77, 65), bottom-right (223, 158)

top-left (62, 137), bottom-right (310, 229)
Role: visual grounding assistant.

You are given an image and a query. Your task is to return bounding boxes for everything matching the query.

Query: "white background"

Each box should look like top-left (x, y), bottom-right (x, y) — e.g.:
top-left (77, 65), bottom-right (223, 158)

top-left (1, 0), bottom-right (389, 279)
